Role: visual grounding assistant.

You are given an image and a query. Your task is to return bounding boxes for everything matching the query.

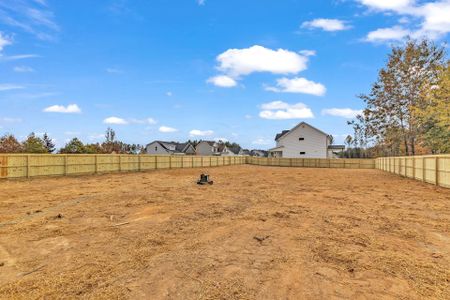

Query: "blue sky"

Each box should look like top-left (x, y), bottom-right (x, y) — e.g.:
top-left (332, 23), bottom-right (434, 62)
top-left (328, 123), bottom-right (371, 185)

top-left (1, 0), bottom-right (449, 149)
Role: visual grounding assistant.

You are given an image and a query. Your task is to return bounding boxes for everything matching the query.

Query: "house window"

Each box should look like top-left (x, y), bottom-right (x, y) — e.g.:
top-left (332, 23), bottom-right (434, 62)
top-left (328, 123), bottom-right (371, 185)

top-left (299, 152), bottom-right (306, 155)
top-left (155, 146), bottom-right (158, 151)
top-left (299, 137), bottom-right (304, 141)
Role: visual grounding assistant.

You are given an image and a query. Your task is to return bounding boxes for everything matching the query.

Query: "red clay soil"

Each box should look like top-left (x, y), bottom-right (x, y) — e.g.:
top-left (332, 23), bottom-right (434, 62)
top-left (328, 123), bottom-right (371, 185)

top-left (0, 165), bottom-right (449, 299)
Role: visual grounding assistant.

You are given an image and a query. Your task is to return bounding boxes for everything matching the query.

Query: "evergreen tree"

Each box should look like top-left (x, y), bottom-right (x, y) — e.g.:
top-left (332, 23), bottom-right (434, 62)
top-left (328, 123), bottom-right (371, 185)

top-left (59, 138), bottom-right (86, 153)
top-left (22, 133), bottom-right (47, 153)
top-left (43, 133), bottom-right (56, 153)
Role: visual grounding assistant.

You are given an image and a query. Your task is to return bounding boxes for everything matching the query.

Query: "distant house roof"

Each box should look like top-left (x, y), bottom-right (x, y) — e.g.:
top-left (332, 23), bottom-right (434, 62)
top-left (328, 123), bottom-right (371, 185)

top-left (268, 146), bottom-right (284, 152)
top-left (199, 140), bottom-right (217, 147)
top-left (275, 130), bottom-right (290, 141)
top-left (147, 141), bottom-right (193, 154)
top-left (228, 146), bottom-right (241, 154)
top-left (274, 122), bottom-right (330, 141)
top-left (328, 145), bottom-right (345, 150)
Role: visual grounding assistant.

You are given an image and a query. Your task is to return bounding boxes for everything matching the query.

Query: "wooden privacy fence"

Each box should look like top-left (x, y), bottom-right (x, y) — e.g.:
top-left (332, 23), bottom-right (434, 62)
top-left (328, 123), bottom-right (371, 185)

top-left (0, 154), bottom-right (246, 179)
top-left (376, 155), bottom-right (450, 189)
top-left (246, 157), bottom-right (376, 169)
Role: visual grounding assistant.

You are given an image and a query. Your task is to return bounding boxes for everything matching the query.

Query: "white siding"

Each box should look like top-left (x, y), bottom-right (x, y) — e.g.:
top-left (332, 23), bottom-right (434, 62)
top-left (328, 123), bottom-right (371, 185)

top-left (277, 123), bottom-right (328, 158)
top-left (146, 142), bottom-right (170, 155)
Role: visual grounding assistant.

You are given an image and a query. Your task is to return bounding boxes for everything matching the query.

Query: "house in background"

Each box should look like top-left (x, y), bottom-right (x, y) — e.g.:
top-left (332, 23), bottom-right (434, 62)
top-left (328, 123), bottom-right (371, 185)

top-left (239, 149), bottom-right (251, 156)
top-left (250, 150), bottom-right (268, 157)
top-left (327, 145), bottom-right (345, 158)
top-left (145, 141), bottom-right (195, 155)
top-left (195, 141), bottom-right (221, 156)
top-left (268, 122), bottom-right (344, 158)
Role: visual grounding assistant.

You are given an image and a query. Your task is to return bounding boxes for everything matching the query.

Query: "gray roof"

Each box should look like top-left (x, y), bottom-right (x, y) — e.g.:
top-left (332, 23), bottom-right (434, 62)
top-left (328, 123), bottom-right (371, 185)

top-left (328, 145), bottom-right (345, 150)
top-left (275, 130), bottom-right (290, 141)
top-left (147, 141), bottom-right (193, 154)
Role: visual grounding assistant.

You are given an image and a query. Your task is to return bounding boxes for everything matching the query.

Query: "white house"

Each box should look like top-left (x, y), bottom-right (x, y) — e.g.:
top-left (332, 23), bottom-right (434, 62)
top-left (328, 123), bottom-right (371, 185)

top-left (268, 122), bottom-right (344, 158)
top-left (145, 141), bottom-right (195, 155)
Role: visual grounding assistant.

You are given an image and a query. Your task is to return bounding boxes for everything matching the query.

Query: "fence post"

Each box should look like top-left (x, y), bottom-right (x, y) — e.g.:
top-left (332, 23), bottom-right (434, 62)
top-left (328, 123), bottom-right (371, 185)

top-left (119, 155), bottom-right (122, 172)
top-left (138, 155), bottom-right (141, 172)
top-left (435, 156), bottom-right (439, 186)
top-left (64, 155), bottom-right (68, 176)
top-left (192, 156), bottom-right (194, 168)
top-left (95, 155), bottom-right (98, 174)
top-left (169, 155), bottom-right (172, 169)
top-left (26, 154), bottom-right (30, 178)
top-left (412, 157), bottom-right (415, 179)
top-left (422, 157), bottom-right (426, 182)
top-left (155, 156), bottom-right (158, 170)
top-left (210, 156), bottom-right (212, 167)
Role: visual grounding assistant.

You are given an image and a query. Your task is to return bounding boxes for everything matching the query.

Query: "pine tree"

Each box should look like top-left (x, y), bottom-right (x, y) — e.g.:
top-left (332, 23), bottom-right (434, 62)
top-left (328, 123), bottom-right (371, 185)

top-left (22, 133), bottom-right (47, 153)
top-left (59, 138), bottom-right (86, 153)
top-left (43, 133), bottom-right (56, 153)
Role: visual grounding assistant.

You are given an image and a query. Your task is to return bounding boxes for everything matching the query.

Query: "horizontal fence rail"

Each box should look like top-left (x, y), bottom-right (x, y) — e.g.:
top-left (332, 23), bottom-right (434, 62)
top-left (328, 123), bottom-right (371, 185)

top-left (0, 154), bottom-right (246, 179)
top-left (376, 155), bottom-right (450, 189)
top-left (246, 157), bottom-right (376, 169)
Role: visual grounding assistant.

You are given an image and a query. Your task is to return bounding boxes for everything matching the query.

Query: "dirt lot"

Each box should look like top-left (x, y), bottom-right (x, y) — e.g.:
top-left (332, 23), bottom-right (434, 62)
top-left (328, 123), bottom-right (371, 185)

top-left (0, 165), bottom-right (449, 299)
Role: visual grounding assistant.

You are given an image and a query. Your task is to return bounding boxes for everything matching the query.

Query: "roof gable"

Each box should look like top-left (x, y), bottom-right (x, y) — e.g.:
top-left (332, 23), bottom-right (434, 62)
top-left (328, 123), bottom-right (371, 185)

top-left (275, 122), bottom-right (329, 141)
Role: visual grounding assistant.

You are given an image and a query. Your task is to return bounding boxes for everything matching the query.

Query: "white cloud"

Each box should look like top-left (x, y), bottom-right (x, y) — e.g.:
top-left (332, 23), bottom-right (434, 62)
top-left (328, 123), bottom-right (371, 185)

top-left (159, 126), bottom-right (178, 133)
top-left (216, 45), bottom-right (309, 77)
top-left (302, 18), bottom-right (351, 31)
top-left (43, 104), bottom-right (81, 113)
top-left (103, 116), bottom-right (128, 125)
top-left (0, 54), bottom-right (39, 61)
top-left (416, 1), bottom-right (450, 38)
top-left (0, 117), bottom-right (22, 123)
top-left (197, 0), bottom-right (206, 5)
top-left (0, 83), bottom-right (25, 91)
top-left (0, 32), bottom-right (12, 51)
top-left (299, 49), bottom-right (316, 56)
top-left (207, 75), bottom-right (237, 88)
top-left (189, 129), bottom-right (214, 137)
top-left (214, 137), bottom-right (228, 142)
top-left (13, 65), bottom-right (35, 72)
top-left (130, 118), bottom-right (157, 125)
top-left (88, 133), bottom-right (104, 141)
top-left (252, 138), bottom-right (272, 145)
top-left (360, 0), bottom-right (450, 42)
top-left (244, 114), bottom-right (253, 119)
top-left (322, 108), bottom-right (363, 118)
top-left (265, 77), bottom-right (326, 96)
top-left (357, 0), bottom-right (414, 11)
top-left (259, 101), bottom-right (314, 120)
top-left (365, 26), bottom-right (410, 42)
top-left (0, 1), bottom-right (59, 41)
top-left (166, 91), bottom-right (173, 96)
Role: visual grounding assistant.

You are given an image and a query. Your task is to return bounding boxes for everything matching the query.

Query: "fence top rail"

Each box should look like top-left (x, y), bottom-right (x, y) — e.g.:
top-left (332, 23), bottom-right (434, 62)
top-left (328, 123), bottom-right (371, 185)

top-left (376, 154), bottom-right (450, 159)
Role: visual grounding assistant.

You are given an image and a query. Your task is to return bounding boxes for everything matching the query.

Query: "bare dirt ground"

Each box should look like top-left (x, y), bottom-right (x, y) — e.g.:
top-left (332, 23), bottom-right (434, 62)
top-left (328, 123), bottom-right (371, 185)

top-left (0, 165), bottom-right (449, 299)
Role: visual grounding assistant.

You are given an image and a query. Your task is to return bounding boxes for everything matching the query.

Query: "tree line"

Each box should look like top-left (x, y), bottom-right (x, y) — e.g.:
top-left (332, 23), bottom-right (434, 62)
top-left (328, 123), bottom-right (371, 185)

top-left (0, 128), bottom-right (244, 154)
top-left (0, 128), bottom-right (143, 154)
top-left (342, 39), bottom-right (449, 158)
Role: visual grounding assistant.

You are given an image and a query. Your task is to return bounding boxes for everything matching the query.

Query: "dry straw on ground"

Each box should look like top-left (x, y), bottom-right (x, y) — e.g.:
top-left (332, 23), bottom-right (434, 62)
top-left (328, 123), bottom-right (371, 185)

top-left (0, 165), bottom-right (449, 299)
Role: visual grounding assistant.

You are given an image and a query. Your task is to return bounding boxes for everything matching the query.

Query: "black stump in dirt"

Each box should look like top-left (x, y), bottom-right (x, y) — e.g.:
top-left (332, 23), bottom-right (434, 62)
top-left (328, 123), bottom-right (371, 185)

top-left (197, 173), bottom-right (213, 185)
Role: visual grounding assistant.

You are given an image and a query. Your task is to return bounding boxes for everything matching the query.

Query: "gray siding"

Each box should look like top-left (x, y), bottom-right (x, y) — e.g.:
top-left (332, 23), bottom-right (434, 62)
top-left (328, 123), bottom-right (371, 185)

top-left (196, 142), bottom-right (216, 156)
top-left (145, 142), bottom-right (170, 155)
top-left (277, 123), bottom-right (328, 158)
